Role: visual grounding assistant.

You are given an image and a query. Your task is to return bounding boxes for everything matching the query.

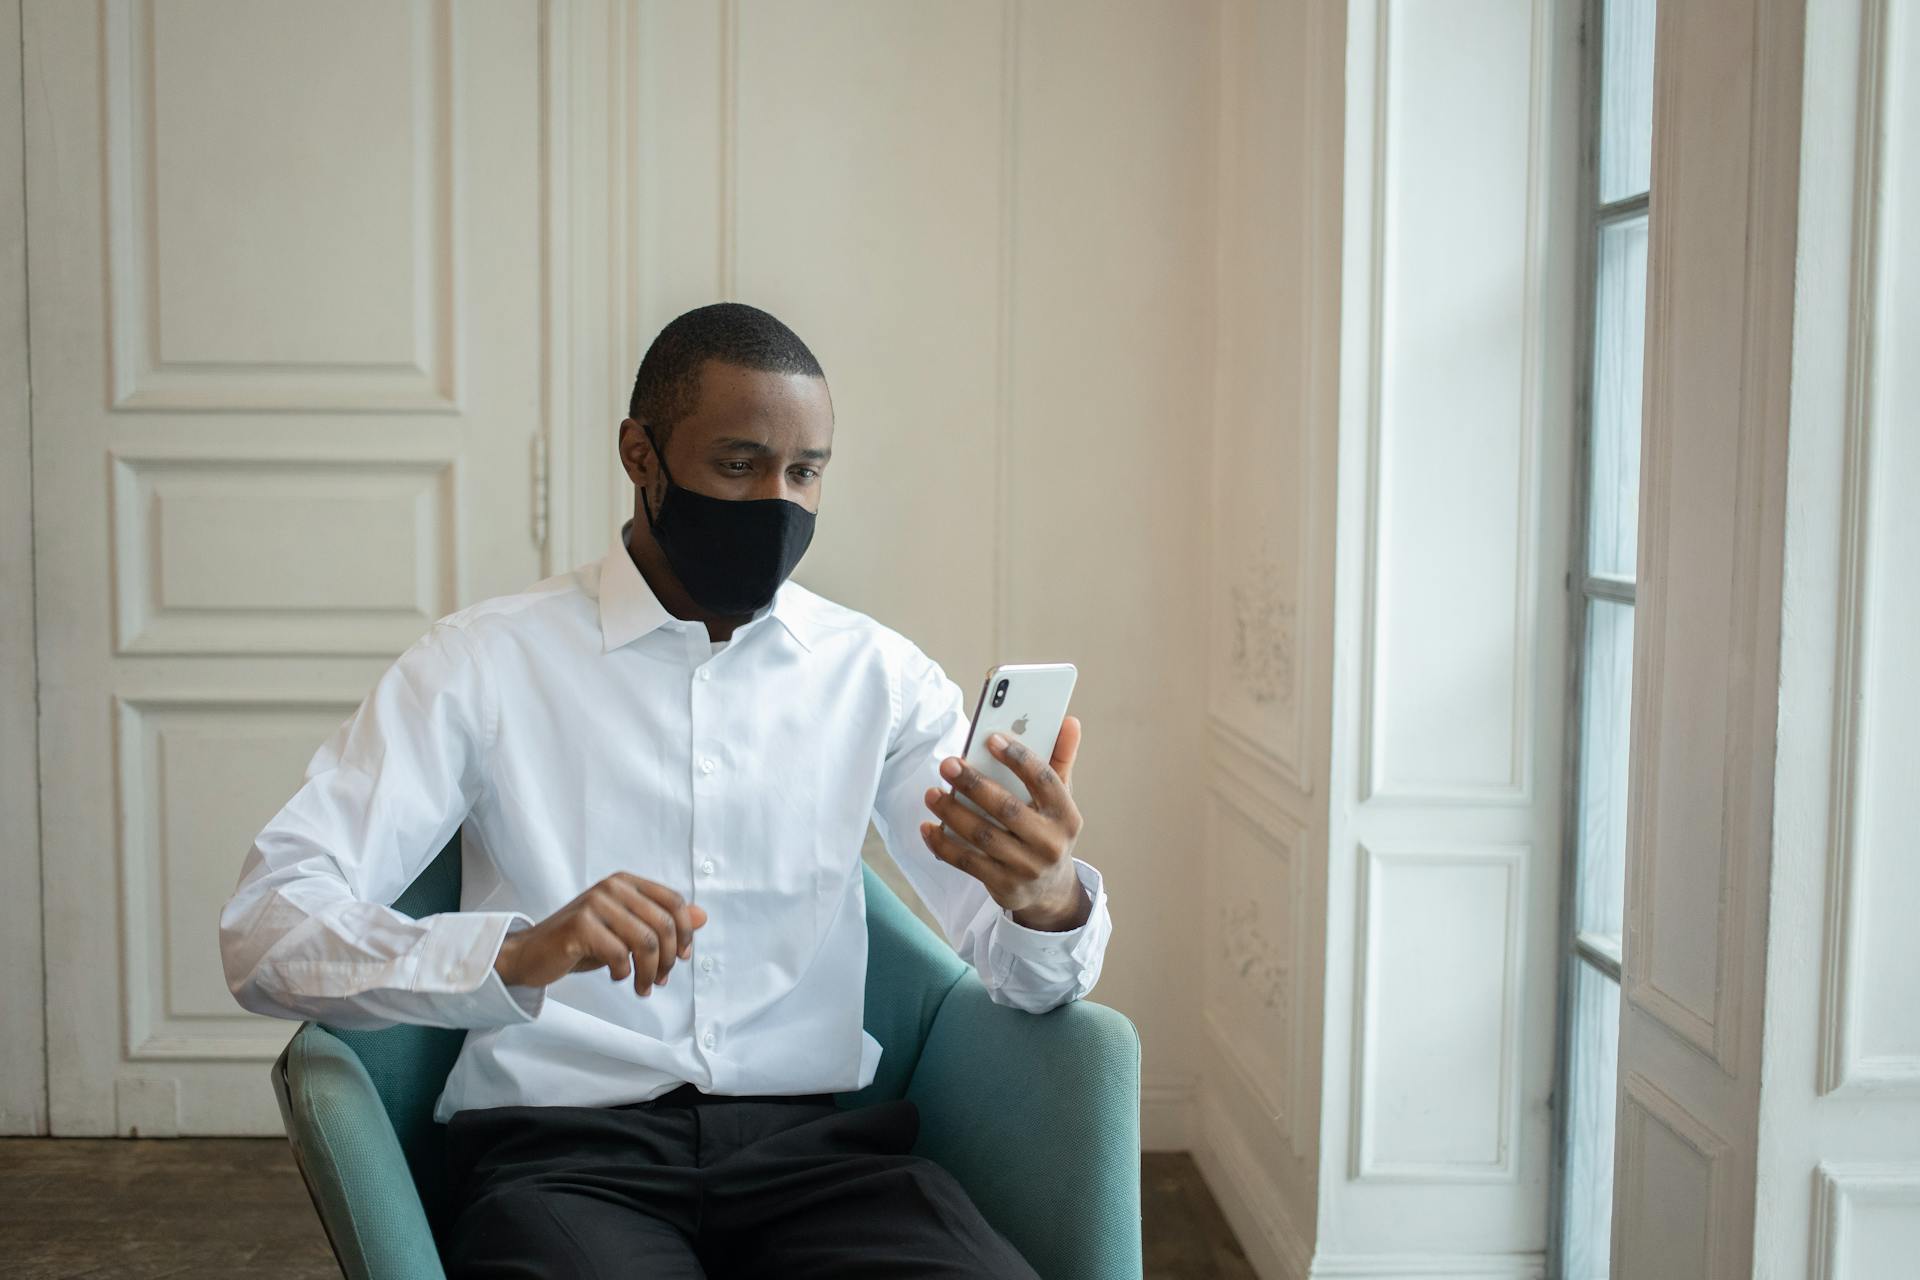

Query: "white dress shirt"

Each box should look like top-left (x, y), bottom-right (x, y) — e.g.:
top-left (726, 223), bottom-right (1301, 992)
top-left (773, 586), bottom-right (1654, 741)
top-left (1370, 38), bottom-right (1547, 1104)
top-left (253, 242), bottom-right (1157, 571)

top-left (220, 524), bottom-right (1112, 1123)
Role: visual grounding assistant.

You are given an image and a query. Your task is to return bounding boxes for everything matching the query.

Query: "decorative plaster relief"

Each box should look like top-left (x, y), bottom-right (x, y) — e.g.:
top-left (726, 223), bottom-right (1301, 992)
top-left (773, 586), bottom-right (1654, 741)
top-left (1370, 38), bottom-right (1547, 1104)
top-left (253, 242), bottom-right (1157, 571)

top-left (1221, 897), bottom-right (1291, 1012)
top-left (1228, 547), bottom-right (1296, 708)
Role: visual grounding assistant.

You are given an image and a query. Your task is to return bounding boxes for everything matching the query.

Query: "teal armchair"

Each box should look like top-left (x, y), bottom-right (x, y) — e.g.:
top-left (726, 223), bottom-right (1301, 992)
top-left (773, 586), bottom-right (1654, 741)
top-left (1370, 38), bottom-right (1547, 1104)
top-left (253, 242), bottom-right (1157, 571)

top-left (270, 835), bottom-right (1142, 1279)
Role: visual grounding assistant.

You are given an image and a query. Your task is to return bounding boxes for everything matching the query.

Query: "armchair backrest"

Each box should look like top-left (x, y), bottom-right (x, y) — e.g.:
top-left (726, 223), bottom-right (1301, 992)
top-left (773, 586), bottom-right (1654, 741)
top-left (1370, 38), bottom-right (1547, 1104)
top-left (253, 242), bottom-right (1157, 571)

top-left (319, 831), bottom-right (969, 1239)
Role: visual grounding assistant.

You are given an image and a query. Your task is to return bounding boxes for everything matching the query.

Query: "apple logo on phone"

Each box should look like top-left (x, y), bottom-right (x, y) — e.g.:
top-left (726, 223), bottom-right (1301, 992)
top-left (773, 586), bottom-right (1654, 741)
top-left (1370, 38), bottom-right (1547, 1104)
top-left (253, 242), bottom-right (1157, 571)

top-left (1011, 715), bottom-right (1028, 736)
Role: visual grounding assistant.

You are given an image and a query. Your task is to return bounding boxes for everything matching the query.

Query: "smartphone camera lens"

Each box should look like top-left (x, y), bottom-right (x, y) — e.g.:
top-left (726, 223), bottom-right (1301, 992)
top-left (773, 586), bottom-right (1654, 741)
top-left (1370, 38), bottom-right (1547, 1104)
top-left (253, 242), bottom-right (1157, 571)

top-left (991, 678), bottom-right (1008, 708)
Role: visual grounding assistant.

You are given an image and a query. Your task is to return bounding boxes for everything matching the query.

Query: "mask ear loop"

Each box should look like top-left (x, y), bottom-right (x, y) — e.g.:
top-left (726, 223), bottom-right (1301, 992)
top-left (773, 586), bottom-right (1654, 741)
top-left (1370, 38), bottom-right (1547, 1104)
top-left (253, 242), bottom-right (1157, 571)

top-left (639, 421), bottom-right (674, 531)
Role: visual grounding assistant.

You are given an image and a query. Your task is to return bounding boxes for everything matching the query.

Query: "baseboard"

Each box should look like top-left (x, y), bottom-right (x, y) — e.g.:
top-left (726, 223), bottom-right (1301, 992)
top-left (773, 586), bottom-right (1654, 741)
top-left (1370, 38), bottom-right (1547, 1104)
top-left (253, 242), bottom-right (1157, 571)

top-left (1192, 1088), bottom-right (1313, 1280)
top-left (1307, 1252), bottom-right (1546, 1278)
top-left (1142, 1074), bottom-right (1196, 1151)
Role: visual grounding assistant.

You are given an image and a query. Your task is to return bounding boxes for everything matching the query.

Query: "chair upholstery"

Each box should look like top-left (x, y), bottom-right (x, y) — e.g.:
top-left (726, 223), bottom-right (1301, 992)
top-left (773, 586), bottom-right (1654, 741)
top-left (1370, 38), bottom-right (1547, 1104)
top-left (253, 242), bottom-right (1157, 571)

top-left (272, 834), bottom-right (1142, 1279)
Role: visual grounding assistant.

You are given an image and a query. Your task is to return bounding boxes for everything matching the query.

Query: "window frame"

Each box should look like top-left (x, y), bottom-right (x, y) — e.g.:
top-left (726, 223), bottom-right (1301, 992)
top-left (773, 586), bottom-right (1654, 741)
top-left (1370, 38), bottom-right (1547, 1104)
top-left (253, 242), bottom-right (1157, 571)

top-left (1547, 0), bottom-right (1648, 1273)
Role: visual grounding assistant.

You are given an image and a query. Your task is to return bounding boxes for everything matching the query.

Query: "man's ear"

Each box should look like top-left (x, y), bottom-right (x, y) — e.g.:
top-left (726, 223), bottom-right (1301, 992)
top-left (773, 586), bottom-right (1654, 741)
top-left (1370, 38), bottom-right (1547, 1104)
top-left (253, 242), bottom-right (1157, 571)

top-left (617, 418), bottom-right (648, 487)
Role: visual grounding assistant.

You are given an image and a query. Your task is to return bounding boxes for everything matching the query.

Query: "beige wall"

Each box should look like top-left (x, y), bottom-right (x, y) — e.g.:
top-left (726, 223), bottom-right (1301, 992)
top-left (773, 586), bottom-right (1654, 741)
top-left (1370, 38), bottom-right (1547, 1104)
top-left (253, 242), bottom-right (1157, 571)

top-left (612, 0), bottom-right (1222, 1147)
top-left (1191, 0), bottom-right (1341, 1269)
top-left (8, 0), bottom-right (1220, 1136)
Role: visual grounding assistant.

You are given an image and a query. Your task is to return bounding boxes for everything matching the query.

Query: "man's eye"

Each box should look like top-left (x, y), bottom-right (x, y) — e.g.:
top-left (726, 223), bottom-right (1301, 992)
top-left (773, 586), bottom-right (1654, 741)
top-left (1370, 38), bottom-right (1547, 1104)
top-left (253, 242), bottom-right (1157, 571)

top-left (722, 461), bottom-right (752, 473)
top-left (790, 468), bottom-right (819, 482)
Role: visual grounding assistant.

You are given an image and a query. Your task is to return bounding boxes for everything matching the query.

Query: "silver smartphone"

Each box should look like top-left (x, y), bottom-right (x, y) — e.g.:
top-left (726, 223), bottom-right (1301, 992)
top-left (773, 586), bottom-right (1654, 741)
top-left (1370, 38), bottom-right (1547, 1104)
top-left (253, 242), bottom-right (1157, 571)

top-left (950, 662), bottom-right (1078, 832)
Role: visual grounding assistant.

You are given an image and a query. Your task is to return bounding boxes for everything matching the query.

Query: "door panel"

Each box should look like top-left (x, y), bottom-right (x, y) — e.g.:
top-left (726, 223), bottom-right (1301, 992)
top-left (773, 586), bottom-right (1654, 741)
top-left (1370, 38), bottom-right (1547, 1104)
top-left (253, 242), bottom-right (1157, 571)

top-left (25, 0), bottom-right (544, 1134)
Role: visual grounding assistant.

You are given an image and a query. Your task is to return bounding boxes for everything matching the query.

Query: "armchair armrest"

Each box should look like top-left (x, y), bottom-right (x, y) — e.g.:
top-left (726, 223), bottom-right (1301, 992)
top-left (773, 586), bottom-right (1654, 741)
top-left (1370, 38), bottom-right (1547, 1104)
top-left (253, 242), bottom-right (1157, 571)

top-left (905, 985), bottom-right (1143, 1280)
top-left (272, 1021), bottom-right (447, 1280)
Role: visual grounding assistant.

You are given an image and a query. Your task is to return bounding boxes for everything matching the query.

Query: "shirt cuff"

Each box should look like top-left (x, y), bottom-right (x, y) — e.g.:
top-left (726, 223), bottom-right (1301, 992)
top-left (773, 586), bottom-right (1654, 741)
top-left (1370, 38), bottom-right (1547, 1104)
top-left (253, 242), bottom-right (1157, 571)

top-left (993, 857), bottom-right (1106, 964)
top-left (415, 910), bottom-right (546, 1023)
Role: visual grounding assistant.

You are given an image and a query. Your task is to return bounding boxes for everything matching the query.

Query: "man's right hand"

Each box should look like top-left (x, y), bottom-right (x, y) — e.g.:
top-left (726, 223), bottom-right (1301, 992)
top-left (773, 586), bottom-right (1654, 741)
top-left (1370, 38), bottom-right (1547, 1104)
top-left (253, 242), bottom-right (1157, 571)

top-left (493, 874), bottom-right (708, 997)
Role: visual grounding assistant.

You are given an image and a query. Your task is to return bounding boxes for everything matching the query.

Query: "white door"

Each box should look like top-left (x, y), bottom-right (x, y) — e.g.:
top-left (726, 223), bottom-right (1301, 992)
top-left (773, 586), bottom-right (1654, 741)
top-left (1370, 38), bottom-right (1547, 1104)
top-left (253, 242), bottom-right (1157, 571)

top-left (25, 0), bottom-right (549, 1135)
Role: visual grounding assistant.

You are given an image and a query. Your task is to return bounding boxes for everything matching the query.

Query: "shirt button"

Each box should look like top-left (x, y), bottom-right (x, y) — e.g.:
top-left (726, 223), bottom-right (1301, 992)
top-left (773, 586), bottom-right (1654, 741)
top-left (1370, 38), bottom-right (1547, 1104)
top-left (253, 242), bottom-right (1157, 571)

top-left (701, 858), bottom-right (715, 876)
top-left (700, 955), bottom-right (713, 973)
top-left (702, 1029), bottom-right (716, 1049)
top-left (700, 758), bottom-right (716, 774)
top-left (698, 667), bottom-right (712, 681)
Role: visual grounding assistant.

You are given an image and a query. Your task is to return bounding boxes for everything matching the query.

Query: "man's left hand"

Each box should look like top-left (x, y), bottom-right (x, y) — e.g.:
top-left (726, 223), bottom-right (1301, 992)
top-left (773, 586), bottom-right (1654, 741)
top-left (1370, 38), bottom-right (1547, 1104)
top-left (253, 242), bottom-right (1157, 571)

top-left (920, 715), bottom-right (1089, 932)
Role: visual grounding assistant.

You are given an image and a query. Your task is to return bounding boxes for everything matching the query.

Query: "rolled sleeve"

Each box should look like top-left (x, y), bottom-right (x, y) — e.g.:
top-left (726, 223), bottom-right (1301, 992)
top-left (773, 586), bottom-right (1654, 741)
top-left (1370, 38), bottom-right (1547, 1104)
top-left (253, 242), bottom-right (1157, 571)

top-left (219, 620), bottom-right (547, 1032)
top-left (985, 857), bottom-right (1111, 1012)
top-left (414, 910), bottom-right (546, 1024)
top-left (868, 642), bottom-right (1114, 1015)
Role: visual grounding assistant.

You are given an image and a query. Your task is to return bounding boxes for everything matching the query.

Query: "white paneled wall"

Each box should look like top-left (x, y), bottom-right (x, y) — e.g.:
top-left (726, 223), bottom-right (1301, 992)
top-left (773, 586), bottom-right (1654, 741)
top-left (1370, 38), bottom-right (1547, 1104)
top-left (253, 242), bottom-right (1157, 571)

top-left (0, 0), bottom-right (45, 1136)
top-left (1194, 0), bottom-right (1341, 1271)
top-left (1753, 0), bottom-right (1920, 1275)
top-left (25, 0), bottom-right (551, 1135)
top-left (619, 0), bottom-right (1221, 1148)
top-left (13, 7), bottom-right (1913, 1273)
top-left (1307, 0), bottom-right (1580, 1273)
top-left (12, 0), bottom-right (1216, 1136)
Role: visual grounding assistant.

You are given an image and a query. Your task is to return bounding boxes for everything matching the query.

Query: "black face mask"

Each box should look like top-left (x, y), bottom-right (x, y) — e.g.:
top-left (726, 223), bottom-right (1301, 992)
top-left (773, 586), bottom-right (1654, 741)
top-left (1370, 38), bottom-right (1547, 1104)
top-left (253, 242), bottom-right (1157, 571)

top-left (639, 422), bottom-right (816, 615)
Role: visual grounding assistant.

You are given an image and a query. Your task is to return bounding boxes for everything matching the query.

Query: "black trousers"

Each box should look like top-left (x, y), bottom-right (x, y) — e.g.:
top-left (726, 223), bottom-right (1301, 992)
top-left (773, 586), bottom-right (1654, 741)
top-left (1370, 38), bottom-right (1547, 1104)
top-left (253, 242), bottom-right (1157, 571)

top-left (441, 1083), bottom-right (1041, 1278)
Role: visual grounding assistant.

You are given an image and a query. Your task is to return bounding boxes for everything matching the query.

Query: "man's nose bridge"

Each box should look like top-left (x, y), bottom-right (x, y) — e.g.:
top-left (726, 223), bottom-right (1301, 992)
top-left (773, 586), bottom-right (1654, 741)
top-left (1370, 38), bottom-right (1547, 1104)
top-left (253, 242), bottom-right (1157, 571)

top-left (752, 473), bottom-right (798, 504)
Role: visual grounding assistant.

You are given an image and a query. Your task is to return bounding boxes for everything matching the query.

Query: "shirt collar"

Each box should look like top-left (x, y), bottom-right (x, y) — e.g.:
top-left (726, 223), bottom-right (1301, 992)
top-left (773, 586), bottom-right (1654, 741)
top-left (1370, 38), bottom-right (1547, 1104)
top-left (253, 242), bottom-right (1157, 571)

top-left (597, 521), bottom-right (817, 654)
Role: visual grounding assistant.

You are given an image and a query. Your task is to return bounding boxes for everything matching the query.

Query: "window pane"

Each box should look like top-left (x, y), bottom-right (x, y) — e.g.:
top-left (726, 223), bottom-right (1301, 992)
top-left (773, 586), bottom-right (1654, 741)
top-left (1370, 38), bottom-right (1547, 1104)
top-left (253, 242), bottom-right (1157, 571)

top-left (1586, 215), bottom-right (1647, 579)
top-left (1599, 0), bottom-right (1656, 202)
top-left (1562, 963), bottom-right (1622, 1280)
top-left (1576, 599), bottom-right (1634, 943)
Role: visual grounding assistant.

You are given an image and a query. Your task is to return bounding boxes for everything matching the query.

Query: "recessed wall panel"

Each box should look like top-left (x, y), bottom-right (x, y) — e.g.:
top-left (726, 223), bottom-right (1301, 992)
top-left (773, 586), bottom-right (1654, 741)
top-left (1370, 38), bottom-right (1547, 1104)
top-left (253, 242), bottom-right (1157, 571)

top-left (119, 696), bottom-right (360, 1060)
top-left (1825, 0), bottom-right (1920, 1090)
top-left (1816, 1166), bottom-right (1920, 1280)
top-left (106, 0), bottom-right (456, 409)
top-left (1615, 1075), bottom-right (1725, 1280)
top-left (730, 0), bottom-right (1003, 658)
top-left (112, 456), bottom-right (456, 655)
top-left (1363, 0), bottom-right (1541, 803)
top-left (1204, 792), bottom-right (1301, 1147)
top-left (1355, 844), bottom-right (1525, 1179)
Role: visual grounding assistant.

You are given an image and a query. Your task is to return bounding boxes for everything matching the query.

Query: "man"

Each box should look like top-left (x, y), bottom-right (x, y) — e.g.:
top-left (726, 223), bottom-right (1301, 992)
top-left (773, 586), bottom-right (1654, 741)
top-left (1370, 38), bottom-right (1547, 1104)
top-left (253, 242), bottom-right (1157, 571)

top-left (219, 302), bottom-right (1113, 1277)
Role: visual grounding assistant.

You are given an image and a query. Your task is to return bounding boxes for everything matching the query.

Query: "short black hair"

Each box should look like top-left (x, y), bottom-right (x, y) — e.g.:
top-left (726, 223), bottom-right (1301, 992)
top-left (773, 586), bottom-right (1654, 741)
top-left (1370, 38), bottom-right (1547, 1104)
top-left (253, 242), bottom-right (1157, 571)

top-left (628, 302), bottom-right (826, 448)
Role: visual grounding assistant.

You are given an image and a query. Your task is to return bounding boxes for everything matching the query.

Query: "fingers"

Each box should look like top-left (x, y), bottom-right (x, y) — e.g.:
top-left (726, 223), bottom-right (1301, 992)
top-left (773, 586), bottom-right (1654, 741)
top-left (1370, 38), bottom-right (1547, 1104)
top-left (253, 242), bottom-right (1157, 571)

top-left (575, 912), bottom-right (639, 984)
top-left (588, 895), bottom-right (666, 995)
top-left (605, 880), bottom-right (683, 984)
top-left (988, 730), bottom-right (1073, 819)
top-left (610, 875), bottom-right (693, 961)
top-left (919, 816), bottom-right (1015, 895)
top-left (923, 785), bottom-right (1045, 875)
top-left (1050, 715), bottom-right (1081, 791)
top-left (937, 757), bottom-right (1054, 848)
top-left (579, 877), bottom-right (712, 996)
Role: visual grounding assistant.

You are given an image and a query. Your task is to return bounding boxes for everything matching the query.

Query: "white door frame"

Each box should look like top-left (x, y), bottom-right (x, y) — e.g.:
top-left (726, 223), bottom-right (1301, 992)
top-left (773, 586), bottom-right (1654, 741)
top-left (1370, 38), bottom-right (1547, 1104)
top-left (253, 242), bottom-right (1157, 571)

top-left (0, 0), bottom-right (48, 1138)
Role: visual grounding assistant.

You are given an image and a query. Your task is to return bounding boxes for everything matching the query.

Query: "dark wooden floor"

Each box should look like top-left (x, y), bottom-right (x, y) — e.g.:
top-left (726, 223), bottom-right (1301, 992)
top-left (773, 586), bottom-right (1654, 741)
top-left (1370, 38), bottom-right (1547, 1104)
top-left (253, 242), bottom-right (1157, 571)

top-left (0, 1139), bottom-right (1253, 1279)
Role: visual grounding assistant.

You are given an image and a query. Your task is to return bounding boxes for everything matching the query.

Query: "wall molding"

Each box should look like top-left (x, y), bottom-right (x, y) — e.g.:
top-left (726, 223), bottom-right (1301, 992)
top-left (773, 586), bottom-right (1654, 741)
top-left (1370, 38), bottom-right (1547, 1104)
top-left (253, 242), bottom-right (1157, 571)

top-left (1353, 0), bottom-right (1553, 811)
top-left (1209, 715), bottom-right (1311, 834)
top-left (1142, 1073), bottom-right (1197, 1152)
top-left (1308, 1253), bottom-right (1545, 1279)
top-left (103, 0), bottom-right (461, 412)
top-left (1206, 0), bottom-right (1323, 803)
top-left (1812, 1163), bottom-right (1920, 1280)
top-left (1205, 787), bottom-right (1312, 1158)
top-left (108, 451), bottom-right (459, 656)
top-left (1194, 1087), bottom-right (1314, 1280)
top-left (1351, 842), bottom-right (1528, 1183)
top-left (1617, 1071), bottom-right (1730, 1279)
top-left (1817, 0), bottom-right (1918, 1098)
top-left (115, 692), bottom-right (362, 1062)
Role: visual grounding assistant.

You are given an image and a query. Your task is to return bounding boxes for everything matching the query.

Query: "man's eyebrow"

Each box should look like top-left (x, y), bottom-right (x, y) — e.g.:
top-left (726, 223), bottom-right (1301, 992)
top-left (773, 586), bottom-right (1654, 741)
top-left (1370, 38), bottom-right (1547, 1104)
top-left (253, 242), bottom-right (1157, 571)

top-left (710, 436), bottom-right (832, 462)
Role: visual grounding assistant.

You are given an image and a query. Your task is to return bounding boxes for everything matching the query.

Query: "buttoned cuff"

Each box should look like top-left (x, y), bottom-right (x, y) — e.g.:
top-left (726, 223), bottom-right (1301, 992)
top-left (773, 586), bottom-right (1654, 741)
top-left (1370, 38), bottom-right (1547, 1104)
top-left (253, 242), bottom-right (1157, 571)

top-left (994, 857), bottom-right (1106, 964)
top-left (415, 910), bottom-right (545, 1024)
